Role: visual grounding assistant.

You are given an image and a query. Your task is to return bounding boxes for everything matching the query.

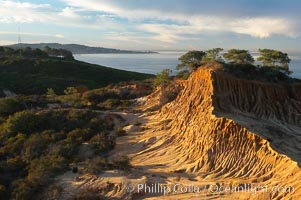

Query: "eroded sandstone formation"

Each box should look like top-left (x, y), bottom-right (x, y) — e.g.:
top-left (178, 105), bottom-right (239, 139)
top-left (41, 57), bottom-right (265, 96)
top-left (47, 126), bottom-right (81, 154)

top-left (57, 65), bottom-right (301, 199)
top-left (134, 65), bottom-right (301, 199)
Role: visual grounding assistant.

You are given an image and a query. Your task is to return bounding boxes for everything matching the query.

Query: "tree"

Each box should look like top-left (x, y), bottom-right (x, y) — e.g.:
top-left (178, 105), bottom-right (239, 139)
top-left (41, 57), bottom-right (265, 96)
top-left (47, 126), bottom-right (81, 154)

top-left (203, 48), bottom-right (224, 62)
top-left (176, 51), bottom-right (206, 71)
top-left (223, 49), bottom-right (254, 65)
top-left (257, 49), bottom-right (291, 72)
top-left (153, 69), bottom-right (172, 87)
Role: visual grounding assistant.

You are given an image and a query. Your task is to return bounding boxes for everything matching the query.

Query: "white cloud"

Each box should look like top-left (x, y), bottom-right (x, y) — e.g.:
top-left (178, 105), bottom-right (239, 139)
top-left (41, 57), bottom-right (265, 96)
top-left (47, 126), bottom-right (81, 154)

top-left (230, 18), bottom-right (298, 38)
top-left (0, 0), bottom-right (54, 23)
top-left (138, 17), bottom-right (297, 44)
top-left (60, 0), bottom-right (299, 41)
top-left (0, 0), bottom-right (299, 47)
top-left (0, 31), bottom-right (64, 38)
top-left (59, 7), bottom-right (80, 19)
top-left (54, 34), bottom-right (65, 38)
top-left (0, 0), bottom-right (124, 30)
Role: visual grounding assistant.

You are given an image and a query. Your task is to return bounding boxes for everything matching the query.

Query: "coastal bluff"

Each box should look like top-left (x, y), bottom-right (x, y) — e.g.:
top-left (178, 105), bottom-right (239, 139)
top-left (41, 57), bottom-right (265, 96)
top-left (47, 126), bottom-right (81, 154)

top-left (135, 64), bottom-right (301, 199)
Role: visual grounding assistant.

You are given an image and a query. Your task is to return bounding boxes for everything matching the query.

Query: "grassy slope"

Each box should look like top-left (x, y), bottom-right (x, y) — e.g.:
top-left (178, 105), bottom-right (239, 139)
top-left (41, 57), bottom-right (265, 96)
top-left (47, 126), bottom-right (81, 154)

top-left (0, 57), bottom-right (153, 95)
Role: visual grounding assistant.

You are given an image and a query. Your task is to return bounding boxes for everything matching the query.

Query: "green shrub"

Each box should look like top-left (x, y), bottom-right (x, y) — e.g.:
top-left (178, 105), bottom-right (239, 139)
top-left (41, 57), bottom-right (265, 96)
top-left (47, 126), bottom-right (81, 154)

top-left (22, 134), bottom-right (51, 161)
top-left (0, 98), bottom-right (24, 117)
top-left (9, 155), bottom-right (66, 199)
top-left (4, 111), bottom-right (44, 134)
top-left (46, 184), bottom-right (62, 200)
top-left (82, 89), bottom-right (119, 105)
top-left (84, 157), bottom-right (110, 174)
top-left (66, 128), bottom-right (93, 144)
top-left (89, 132), bottom-right (115, 153)
top-left (58, 93), bottom-right (82, 107)
top-left (27, 155), bottom-right (67, 184)
top-left (0, 134), bottom-right (27, 157)
top-left (99, 99), bottom-right (120, 110)
top-left (0, 107), bottom-right (119, 198)
top-left (64, 87), bottom-right (78, 95)
top-left (48, 140), bottom-right (78, 160)
top-left (11, 179), bottom-right (36, 200)
top-left (6, 156), bottom-right (27, 175)
top-left (46, 88), bottom-right (57, 100)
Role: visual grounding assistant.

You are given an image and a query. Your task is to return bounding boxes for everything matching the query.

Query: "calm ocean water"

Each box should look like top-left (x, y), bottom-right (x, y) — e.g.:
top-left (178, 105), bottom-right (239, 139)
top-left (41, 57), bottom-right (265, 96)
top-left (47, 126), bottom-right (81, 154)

top-left (74, 51), bottom-right (301, 79)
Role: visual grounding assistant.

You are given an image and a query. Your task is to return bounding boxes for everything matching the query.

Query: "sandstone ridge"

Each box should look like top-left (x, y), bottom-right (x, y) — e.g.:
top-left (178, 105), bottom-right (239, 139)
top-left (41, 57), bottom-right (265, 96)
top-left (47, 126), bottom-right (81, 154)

top-left (134, 64), bottom-right (301, 199)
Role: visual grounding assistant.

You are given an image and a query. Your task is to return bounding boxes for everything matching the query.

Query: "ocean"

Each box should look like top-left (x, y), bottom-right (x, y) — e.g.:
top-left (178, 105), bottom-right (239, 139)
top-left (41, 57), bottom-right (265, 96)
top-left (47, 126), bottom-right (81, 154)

top-left (74, 51), bottom-right (301, 79)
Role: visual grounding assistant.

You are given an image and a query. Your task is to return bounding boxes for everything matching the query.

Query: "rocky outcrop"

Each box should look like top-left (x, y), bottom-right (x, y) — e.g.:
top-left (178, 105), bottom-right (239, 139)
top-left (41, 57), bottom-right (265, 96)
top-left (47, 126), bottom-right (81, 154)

top-left (133, 65), bottom-right (301, 199)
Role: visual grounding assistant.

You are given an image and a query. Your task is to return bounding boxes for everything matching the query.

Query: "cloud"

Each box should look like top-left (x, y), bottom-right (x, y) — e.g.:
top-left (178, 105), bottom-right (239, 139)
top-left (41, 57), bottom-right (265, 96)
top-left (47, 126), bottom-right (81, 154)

top-left (230, 17), bottom-right (298, 38)
top-left (0, 0), bottom-right (299, 48)
top-left (1, 0), bottom-right (298, 39)
top-left (138, 16), bottom-right (298, 44)
top-left (61, 0), bottom-right (299, 40)
top-left (0, 31), bottom-right (65, 38)
top-left (0, 0), bottom-right (53, 23)
top-left (59, 7), bottom-right (81, 19)
top-left (0, 0), bottom-right (124, 30)
top-left (54, 34), bottom-right (65, 38)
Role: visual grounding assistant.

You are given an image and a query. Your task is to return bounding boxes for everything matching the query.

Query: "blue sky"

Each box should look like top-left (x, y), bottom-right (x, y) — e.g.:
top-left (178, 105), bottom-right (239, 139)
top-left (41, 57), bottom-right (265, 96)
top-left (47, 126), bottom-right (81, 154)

top-left (0, 0), bottom-right (300, 52)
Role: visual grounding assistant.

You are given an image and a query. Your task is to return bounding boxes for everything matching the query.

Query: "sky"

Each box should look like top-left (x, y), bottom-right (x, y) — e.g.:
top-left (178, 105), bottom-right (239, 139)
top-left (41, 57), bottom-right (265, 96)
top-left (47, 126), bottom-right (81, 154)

top-left (0, 0), bottom-right (301, 52)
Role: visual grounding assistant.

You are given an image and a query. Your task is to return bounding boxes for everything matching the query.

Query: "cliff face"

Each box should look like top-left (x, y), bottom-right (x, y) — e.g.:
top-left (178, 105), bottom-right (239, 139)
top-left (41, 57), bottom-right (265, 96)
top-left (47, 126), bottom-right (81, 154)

top-left (212, 71), bottom-right (301, 126)
top-left (134, 65), bottom-right (301, 199)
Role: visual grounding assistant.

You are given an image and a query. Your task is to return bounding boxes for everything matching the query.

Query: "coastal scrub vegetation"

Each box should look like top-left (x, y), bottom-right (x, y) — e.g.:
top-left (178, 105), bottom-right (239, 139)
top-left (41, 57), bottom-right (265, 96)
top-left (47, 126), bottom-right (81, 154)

top-left (0, 76), bottom-right (155, 199)
top-left (0, 57), bottom-right (153, 96)
top-left (153, 69), bottom-right (173, 87)
top-left (0, 48), bottom-right (154, 194)
top-left (0, 109), bottom-right (113, 199)
top-left (153, 69), bottom-right (181, 105)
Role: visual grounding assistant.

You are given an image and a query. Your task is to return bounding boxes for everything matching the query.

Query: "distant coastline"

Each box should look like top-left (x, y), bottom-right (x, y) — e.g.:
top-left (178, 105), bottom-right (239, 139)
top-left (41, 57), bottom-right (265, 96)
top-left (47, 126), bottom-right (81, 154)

top-left (5, 43), bottom-right (158, 54)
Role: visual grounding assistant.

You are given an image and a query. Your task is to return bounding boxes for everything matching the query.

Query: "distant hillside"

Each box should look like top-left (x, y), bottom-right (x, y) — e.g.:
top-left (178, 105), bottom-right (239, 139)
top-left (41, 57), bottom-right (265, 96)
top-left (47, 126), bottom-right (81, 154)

top-left (0, 57), bottom-right (153, 95)
top-left (6, 43), bottom-right (157, 54)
